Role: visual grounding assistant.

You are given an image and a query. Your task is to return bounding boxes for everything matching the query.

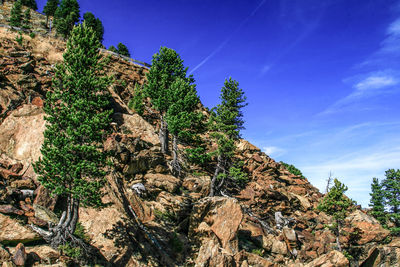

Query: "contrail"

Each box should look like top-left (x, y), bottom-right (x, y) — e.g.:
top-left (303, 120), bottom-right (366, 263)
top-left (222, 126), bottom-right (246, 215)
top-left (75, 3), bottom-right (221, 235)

top-left (189, 0), bottom-right (267, 74)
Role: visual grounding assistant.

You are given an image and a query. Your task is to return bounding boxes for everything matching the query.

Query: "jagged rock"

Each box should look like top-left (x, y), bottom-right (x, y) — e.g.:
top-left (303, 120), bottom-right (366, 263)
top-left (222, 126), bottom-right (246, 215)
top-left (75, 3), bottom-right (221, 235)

top-left (234, 251), bottom-right (274, 267)
top-left (305, 250), bottom-right (349, 267)
top-left (0, 214), bottom-right (40, 244)
top-left (182, 175), bottom-right (211, 197)
top-left (125, 149), bottom-right (164, 175)
top-left (33, 204), bottom-right (58, 224)
top-left (2, 261), bottom-right (16, 267)
top-left (194, 236), bottom-right (236, 267)
top-left (346, 210), bottom-right (390, 245)
top-left (25, 245), bottom-right (59, 264)
top-left (0, 205), bottom-right (24, 216)
top-left (10, 178), bottom-right (35, 189)
top-left (144, 173), bottom-right (181, 193)
top-left (11, 243), bottom-right (26, 266)
top-left (190, 197), bottom-right (243, 254)
top-left (0, 245), bottom-right (10, 262)
top-left (33, 186), bottom-right (57, 211)
top-left (117, 113), bottom-right (159, 145)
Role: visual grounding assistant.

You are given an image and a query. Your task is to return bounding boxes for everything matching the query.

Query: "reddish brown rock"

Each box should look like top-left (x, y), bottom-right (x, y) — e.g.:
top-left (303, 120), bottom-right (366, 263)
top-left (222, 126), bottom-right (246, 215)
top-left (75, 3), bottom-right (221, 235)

top-left (9, 163), bottom-right (23, 174)
top-left (31, 97), bottom-right (44, 108)
top-left (305, 250), bottom-right (348, 267)
top-left (12, 243), bottom-right (26, 266)
top-left (0, 205), bottom-right (24, 216)
top-left (33, 186), bottom-right (57, 210)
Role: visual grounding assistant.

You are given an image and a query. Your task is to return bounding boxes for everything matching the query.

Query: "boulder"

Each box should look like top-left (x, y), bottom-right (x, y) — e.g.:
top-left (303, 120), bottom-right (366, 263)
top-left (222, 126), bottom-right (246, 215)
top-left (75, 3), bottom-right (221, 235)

top-left (182, 175), bottom-right (211, 197)
top-left (305, 250), bottom-right (349, 267)
top-left (0, 214), bottom-right (41, 245)
top-left (25, 245), bottom-right (59, 264)
top-left (0, 205), bottom-right (24, 216)
top-left (194, 236), bottom-right (236, 267)
top-left (190, 197), bottom-right (243, 254)
top-left (33, 186), bottom-right (57, 211)
top-left (11, 243), bottom-right (26, 266)
top-left (119, 113), bottom-right (159, 145)
top-left (33, 204), bottom-right (58, 224)
top-left (346, 210), bottom-right (390, 244)
top-left (144, 173), bottom-right (181, 193)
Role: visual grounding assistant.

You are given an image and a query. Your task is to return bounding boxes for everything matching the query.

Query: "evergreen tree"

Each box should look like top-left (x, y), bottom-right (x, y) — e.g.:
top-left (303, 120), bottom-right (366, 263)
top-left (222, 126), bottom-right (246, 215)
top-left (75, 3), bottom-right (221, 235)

top-left (43, 0), bottom-right (59, 26)
top-left (369, 177), bottom-right (386, 226)
top-left (117, 42), bottom-right (130, 57)
top-left (33, 22), bottom-right (112, 248)
top-left (318, 178), bottom-right (354, 251)
top-left (54, 0), bottom-right (80, 38)
top-left (22, 8), bottom-right (31, 29)
top-left (128, 83), bottom-right (145, 116)
top-left (165, 77), bottom-right (201, 175)
top-left (382, 169), bottom-right (400, 235)
top-left (21, 0), bottom-right (37, 10)
top-left (144, 46), bottom-right (192, 154)
top-left (83, 12), bottom-right (104, 43)
top-left (209, 78), bottom-right (248, 196)
top-left (108, 45), bottom-right (118, 53)
top-left (9, 0), bottom-right (22, 27)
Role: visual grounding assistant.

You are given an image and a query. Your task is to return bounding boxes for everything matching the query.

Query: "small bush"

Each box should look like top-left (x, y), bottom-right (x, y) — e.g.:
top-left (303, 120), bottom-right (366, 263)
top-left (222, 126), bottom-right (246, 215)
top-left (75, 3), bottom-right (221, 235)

top-left (58, 242), bottom-right (82, 259)
top-left (15, 34), bottom-right (23, 45)
top-left (29, 32), bottom-right (36, 39)
top-left (185, 147), bottom-right (210, 166)
top-left (74, 222), bottom-right (90, 242)
top-left (169, 232), bottom-right (183, 253)
top-left (280, 161), bottom-right (305, 179)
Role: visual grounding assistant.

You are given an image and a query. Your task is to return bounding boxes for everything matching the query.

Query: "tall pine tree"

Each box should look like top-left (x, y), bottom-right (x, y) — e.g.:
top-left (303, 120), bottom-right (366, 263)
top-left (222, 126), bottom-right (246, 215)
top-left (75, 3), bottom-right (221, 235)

top-left (318, 179), bottom-right (354, 251)
top-left (83, 12), bottom-right (104, 43)
top-left (144, 47), bottom-right (192, 154)
top-left (382, 169), bottom-right (400, 235)
top-left (117, 42), bottom-right (130, 57)
top-left (33, 22), bottom-right (112, 248)
top-left (209, 78), bottom-right (248, 196)
top-left (54, 0), bottom-right (80, 38)
top-left (43, 0), bottom-right (59, 27)
top-left (369, 177), bottom-right (386, 226)
top-left (165, 77), bottom-right (201, 175)
top-left (9, 0), bottom-right (22, 27)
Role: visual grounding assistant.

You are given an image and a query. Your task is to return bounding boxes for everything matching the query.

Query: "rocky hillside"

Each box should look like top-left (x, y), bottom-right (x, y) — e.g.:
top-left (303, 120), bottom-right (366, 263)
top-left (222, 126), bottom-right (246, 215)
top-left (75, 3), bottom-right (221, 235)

top-left (1, 5), bottom-right (400, 267)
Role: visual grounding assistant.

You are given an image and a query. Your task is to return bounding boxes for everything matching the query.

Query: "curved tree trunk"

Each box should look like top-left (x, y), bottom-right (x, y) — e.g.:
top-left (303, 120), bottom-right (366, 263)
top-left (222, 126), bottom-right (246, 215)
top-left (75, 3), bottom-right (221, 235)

top-left (31, 196), bottom-right (80, 248)
top-left (159, 117), bottom-right (169, 154)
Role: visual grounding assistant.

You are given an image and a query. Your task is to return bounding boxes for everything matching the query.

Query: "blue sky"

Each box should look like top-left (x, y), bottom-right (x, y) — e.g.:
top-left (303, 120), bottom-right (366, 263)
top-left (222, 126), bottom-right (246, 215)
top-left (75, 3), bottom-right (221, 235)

top-left (36, 0), bottom-right (400, 207)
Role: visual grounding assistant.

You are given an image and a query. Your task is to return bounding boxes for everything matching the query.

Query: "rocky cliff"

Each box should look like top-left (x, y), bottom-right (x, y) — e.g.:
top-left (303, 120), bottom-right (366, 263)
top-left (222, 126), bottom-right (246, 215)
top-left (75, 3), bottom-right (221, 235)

top-left (0, 4), bottom-right (399, 267)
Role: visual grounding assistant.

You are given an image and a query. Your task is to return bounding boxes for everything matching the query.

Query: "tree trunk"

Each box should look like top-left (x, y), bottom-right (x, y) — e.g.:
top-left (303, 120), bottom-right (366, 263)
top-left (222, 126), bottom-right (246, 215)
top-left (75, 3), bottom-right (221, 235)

top-left (336, 221), bottom-right (342, 252)
top-left (31, 196), bottom-right (80, 248)
top-left (159, 117), bottom-right (169, 154)
top-left (171, 135), bottom-right (181, 176)
top-left (210, 155), bottom-right (222, 197)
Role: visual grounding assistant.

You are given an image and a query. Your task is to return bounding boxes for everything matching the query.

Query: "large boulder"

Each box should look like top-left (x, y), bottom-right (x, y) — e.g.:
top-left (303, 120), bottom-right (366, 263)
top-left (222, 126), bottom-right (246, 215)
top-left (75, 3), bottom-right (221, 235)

top-left (305, 250), bottom-right (349, 267)
top-left (190, 197), bottom-right (243, 254)
top-left (144, 173), bottom-right (181, 193)
top-left (0, 214), bottom-right (41, 245)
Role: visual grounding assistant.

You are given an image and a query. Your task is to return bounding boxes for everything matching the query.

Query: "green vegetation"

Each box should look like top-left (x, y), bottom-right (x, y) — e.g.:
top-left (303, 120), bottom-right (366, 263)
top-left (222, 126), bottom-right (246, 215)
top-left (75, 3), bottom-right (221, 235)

top-left (29, 32), bottom-right (36, 38)
top-left (83, 12), bottom-right (104, 43)
top-left (280, 161), bottom-right (305, 179)
top-left (117, 42), bottom-right (130, 57)
top-left (15, 33), bottom-right (23, 45)
top-left (43, 0), bottom-right (60, 26)
top-left (369, 177), bottom-right (386, 226)
top-left (20, 0), bottom-right (37, 10)
top-left (33, 22), bottom-right (112, 247)
top-left (209, 78), bottom-right (248, 196)
top-left (108, 45), bottom-right (118, 53)
top-left (318, 178), bottom-right (354, 251)
top-left (10, 1), bottom-right (23, 27)
top-left (382, 169), bottom-right (400, 234)
top-left (186, 147), bottom-right (211, 166)
top-left (22, 8), bottom-right (31, 29)
top-left (54, 0), bottom-right (80, 38)
top-left (59, 242), bottom-right (82, 259)
top-left (128, 83), bottom-right (145, 116)
top-left (169, 232), bottom-right (183, 253)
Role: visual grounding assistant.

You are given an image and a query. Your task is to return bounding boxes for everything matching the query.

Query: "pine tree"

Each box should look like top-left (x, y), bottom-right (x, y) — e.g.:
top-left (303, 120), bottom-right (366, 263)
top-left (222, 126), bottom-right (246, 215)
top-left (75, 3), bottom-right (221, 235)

top-left (209, 78), bottom-right (248, 196)
top-left (108, 45), bottom-right (118, 53)
top-left (22, 8), bottom-right (31, 29)
top-left (21, 0), bottom-right (37, 10)
top-left (54, 0), bottom-right (80, 38)
top-left (83, 12), bottom-right (104, 43)
top-left (165, 77), bottom-right (201, 175)
top-left (382, 169), bottom-right (400, 235)
top-left (33, 22), bottom-right (112, 248)
top-left (369, 177), bottom-right (386, 226)
top-left (117, 42), bottom-right (130, 57)
top-left (128, 83), bottom-right (145, 116)
top-left (9, 0), bottom-right (22, 27)
top-left (144, 46), bottom-right (192, 154)
top-left (43, 0), bottom-right (59, 27)
top-left (318, 178), bottom-right (354, 251)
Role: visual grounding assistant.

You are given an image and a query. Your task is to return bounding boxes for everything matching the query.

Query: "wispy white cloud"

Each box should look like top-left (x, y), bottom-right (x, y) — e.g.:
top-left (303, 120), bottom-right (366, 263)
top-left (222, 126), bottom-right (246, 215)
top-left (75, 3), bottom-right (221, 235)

top-left (355, 75), bottom-right (398, 91)
top-left (260, 64), bottom-right (271, 75)
top-left (189, 0), bottom-right (267, 74)
top-left (262, 146), bottom-right (286, 158)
